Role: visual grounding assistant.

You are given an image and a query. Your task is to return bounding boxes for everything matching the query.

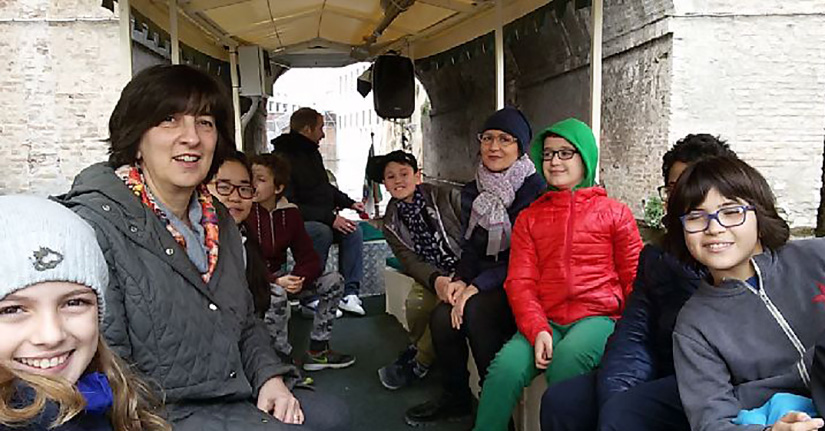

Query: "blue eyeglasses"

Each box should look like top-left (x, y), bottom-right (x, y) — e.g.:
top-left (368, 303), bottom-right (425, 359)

top-left (679, 205), bottom-right (756, 233)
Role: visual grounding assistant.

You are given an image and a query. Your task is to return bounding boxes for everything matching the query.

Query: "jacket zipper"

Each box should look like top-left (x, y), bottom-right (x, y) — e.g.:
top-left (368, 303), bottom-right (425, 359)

top-left (384, 223), bottom-right (415, 252)
top-left (430, 199), bottom-right (459, 256)
top-left (747, 260), bottom-right (810, 385)
top-left (564, 191), bottom-right (575, 298)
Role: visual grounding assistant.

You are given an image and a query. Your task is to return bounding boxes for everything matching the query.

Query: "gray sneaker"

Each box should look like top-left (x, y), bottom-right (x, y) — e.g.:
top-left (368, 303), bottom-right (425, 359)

top-left (302, 349), bottom-right (356, 371)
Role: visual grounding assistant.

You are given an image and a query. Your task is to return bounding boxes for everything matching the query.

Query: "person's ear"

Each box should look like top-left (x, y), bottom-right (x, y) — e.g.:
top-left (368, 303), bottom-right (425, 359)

top-left (274, 183), bottom-right (285, 195)
top-left (415, 171), bottom-right (423, 185)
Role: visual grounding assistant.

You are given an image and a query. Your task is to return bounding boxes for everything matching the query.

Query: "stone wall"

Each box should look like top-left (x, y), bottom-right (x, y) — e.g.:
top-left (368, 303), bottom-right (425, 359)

top-left (0, 0), bottom-right (125, 196)
top-left (668, 7), bottom-right (825, 228)
top-left (418, 0), bottom-right (825, 229)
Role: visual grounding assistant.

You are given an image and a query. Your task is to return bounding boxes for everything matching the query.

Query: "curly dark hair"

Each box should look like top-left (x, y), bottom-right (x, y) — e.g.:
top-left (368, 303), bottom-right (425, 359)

top-left (106, 64), bottom-right (234, 182)
top-left (662, 134), bottom-right (735, 183)
top-left (663, 156), bottom-right (790, 266)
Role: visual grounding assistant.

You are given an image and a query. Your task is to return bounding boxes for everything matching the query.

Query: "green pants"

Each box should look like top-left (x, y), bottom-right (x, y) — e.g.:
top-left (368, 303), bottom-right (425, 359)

top-left (405, 283), bottom-right (439, 366)
top-left (474, 316), bottom-right (615, 431)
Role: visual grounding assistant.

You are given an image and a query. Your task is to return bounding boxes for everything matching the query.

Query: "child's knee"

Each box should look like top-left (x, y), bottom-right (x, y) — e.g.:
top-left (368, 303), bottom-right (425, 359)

top-left (316, 272), bottom-right (344, 293)
top-left (487, 341), bottom-right (535, 381)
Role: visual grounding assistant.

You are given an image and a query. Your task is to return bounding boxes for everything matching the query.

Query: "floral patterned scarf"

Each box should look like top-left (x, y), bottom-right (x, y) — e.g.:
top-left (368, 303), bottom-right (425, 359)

top-left (116, 165), bottom-right (220, 283)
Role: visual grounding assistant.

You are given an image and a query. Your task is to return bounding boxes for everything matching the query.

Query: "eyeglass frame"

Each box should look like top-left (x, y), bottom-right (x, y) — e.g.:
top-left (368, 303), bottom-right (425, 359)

top-left (477, 132), bottom-right (518, 147)
top-left (212, 179), bottom-right (256, 200)
top-left (679, 205), bottom-right (756, 233)
top-left (542, 148), bottom-right (580, 161)
top-left (657, 185), bottom-right (671, 201)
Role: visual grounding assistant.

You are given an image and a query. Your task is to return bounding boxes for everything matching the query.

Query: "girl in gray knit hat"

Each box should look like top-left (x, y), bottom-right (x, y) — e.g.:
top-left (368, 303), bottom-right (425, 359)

top-left (0, 195), bottom-right (168, 431)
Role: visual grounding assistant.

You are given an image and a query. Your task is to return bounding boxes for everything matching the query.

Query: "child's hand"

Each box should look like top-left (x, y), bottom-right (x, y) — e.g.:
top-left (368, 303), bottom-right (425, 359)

top-left (770, 412), bottom-right (824, 431)
top-left (276, 275), bottom-right (305, 294)
top-left (434, 276), bottom-right (452, 302)
top-left (534, 331), bottom-right (553, 370)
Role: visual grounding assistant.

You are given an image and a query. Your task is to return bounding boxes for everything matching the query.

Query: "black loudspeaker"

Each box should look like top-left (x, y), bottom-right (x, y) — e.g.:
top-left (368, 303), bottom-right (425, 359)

top-left (373, 54), bottom-right (415, 119)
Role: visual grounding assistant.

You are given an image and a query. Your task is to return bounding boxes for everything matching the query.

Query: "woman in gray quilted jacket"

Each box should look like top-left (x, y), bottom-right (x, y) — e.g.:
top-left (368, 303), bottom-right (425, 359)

top-left (58, 64), bottom-right (350, 431)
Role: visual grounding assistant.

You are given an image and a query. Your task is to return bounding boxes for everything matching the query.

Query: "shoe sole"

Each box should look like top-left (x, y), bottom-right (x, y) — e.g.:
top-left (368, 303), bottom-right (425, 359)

top-left (339, 307), bottom-right (366, 316)
top-left (377, 369), bottom-right (403, 391)
top-left (302, 358), bottom-right (356, 371)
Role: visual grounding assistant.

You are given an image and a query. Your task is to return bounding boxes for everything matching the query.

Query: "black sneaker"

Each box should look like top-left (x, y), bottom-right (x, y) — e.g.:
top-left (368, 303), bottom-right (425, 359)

top-left (404, 394), bottom-right (473, 426)
top-left (302, 349), bottom-right (356, 371)
top-left (378, 356), bottom-right (429, 390)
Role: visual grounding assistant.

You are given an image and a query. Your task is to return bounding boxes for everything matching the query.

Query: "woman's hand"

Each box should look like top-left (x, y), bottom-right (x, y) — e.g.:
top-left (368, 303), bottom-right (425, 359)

top-left (534, 331), bottom-right (553, 370)
top-left (450, 285), bottom-right (479, 329)
top-left (437, 279), bottom-right (466, 304)
top-left (276, 275), bottom-right (304, 294)
top-left (769, 412), bottom-right (824, 431)
top-left (256, 377), bottom-right (304, 424)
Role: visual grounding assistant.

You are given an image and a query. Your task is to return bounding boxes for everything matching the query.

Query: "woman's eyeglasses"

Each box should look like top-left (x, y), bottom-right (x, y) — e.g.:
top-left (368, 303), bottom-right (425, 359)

top-left (679, 205), bottom-right (756, 233)
top-left (478, 133), bottom-right (517, 147)
top-left (213, 180), bottom-right (255, 199)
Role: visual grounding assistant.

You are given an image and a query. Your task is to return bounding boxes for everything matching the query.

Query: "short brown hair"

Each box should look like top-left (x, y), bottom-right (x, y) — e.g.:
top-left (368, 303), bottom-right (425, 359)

top-left (250, 153), bottom-right (291, 189)
top-left (107, 65), bottom-right (234, 182)
top-left (289, 107), bottom-right (322, 133)
top-left (663, 156), bottom-right (790, 266)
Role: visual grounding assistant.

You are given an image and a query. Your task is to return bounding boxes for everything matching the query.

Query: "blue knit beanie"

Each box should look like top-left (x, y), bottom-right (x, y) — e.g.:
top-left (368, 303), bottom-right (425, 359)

top-left (480, 107), bottom-right (533, 154)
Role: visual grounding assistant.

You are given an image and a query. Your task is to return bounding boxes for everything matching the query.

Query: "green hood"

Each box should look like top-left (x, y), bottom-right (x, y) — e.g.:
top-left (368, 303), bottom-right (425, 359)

top-left (528, 118), bottom-right (598, 190)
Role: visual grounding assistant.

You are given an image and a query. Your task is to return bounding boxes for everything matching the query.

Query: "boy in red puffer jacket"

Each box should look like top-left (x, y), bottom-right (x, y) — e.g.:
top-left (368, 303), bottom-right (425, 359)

top-left (474, 118), bottom-right (643, 431)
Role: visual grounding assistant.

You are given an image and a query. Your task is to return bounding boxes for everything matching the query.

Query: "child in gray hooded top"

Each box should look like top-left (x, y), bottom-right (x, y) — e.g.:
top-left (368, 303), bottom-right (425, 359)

top-left (663, 156), bottom-right (825, 431)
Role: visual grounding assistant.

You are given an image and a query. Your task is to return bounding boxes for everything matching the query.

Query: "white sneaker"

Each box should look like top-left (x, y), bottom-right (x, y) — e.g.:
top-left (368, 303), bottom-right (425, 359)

top-left (301, 299), bottom-right (343, 319)
top-left (339, 294), bottom-right (366, 316)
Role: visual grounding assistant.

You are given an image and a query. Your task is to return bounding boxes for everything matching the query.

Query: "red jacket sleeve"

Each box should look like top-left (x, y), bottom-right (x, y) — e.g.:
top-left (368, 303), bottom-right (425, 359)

top-left (285, 208), bottom-right (322, 284)
top-left (505, 210), bottom-right (552, 345)
top-left (611, 204), bottom-right (643, 302)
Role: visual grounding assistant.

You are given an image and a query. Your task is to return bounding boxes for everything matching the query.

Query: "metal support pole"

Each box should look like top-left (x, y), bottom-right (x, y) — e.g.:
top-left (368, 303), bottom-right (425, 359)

top-left (119, 0), bottom-right (132, 77)
top-left (494, 0), bottom-right (504, 109)
top-left (589, 0), bottom-right (603, 183)
top-left (169, 0), bottom-right (180, 64)
top-left (229, 46), bottom-right (243, 150)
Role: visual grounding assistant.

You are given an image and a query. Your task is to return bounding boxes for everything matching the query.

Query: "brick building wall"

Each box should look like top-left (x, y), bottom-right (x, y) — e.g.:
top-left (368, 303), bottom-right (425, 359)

top-left (0, 0), bottom-right (125, 196)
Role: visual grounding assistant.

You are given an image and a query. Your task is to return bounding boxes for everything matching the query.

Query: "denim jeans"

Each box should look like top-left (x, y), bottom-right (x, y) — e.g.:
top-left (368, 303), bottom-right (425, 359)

top-left (304, 221), bottom-right (363, 296)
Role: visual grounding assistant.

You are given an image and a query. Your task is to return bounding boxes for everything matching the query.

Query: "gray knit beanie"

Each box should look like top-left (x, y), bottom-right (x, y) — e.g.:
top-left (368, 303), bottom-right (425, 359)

top-left (0, 196), bottom-right (108, 320)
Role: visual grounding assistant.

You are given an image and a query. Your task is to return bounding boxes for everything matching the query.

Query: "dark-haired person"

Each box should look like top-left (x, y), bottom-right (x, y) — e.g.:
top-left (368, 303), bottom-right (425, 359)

top-left (205, 151), bottom-right (270, 317)
top-left (367, 150), bottom-right (462, 390)
top-left (272, 107), bottom-right (367, 316)
top-left (404, 107), bottom-right (545, 426)
top-left (664, 156), bottom-right (825, 431)
top-left (245, 153), bottom-right (354, 371)
top-left (58, 65), bottom-right (350, 431)
top-left (541, 134), bottom-right (737, 431)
